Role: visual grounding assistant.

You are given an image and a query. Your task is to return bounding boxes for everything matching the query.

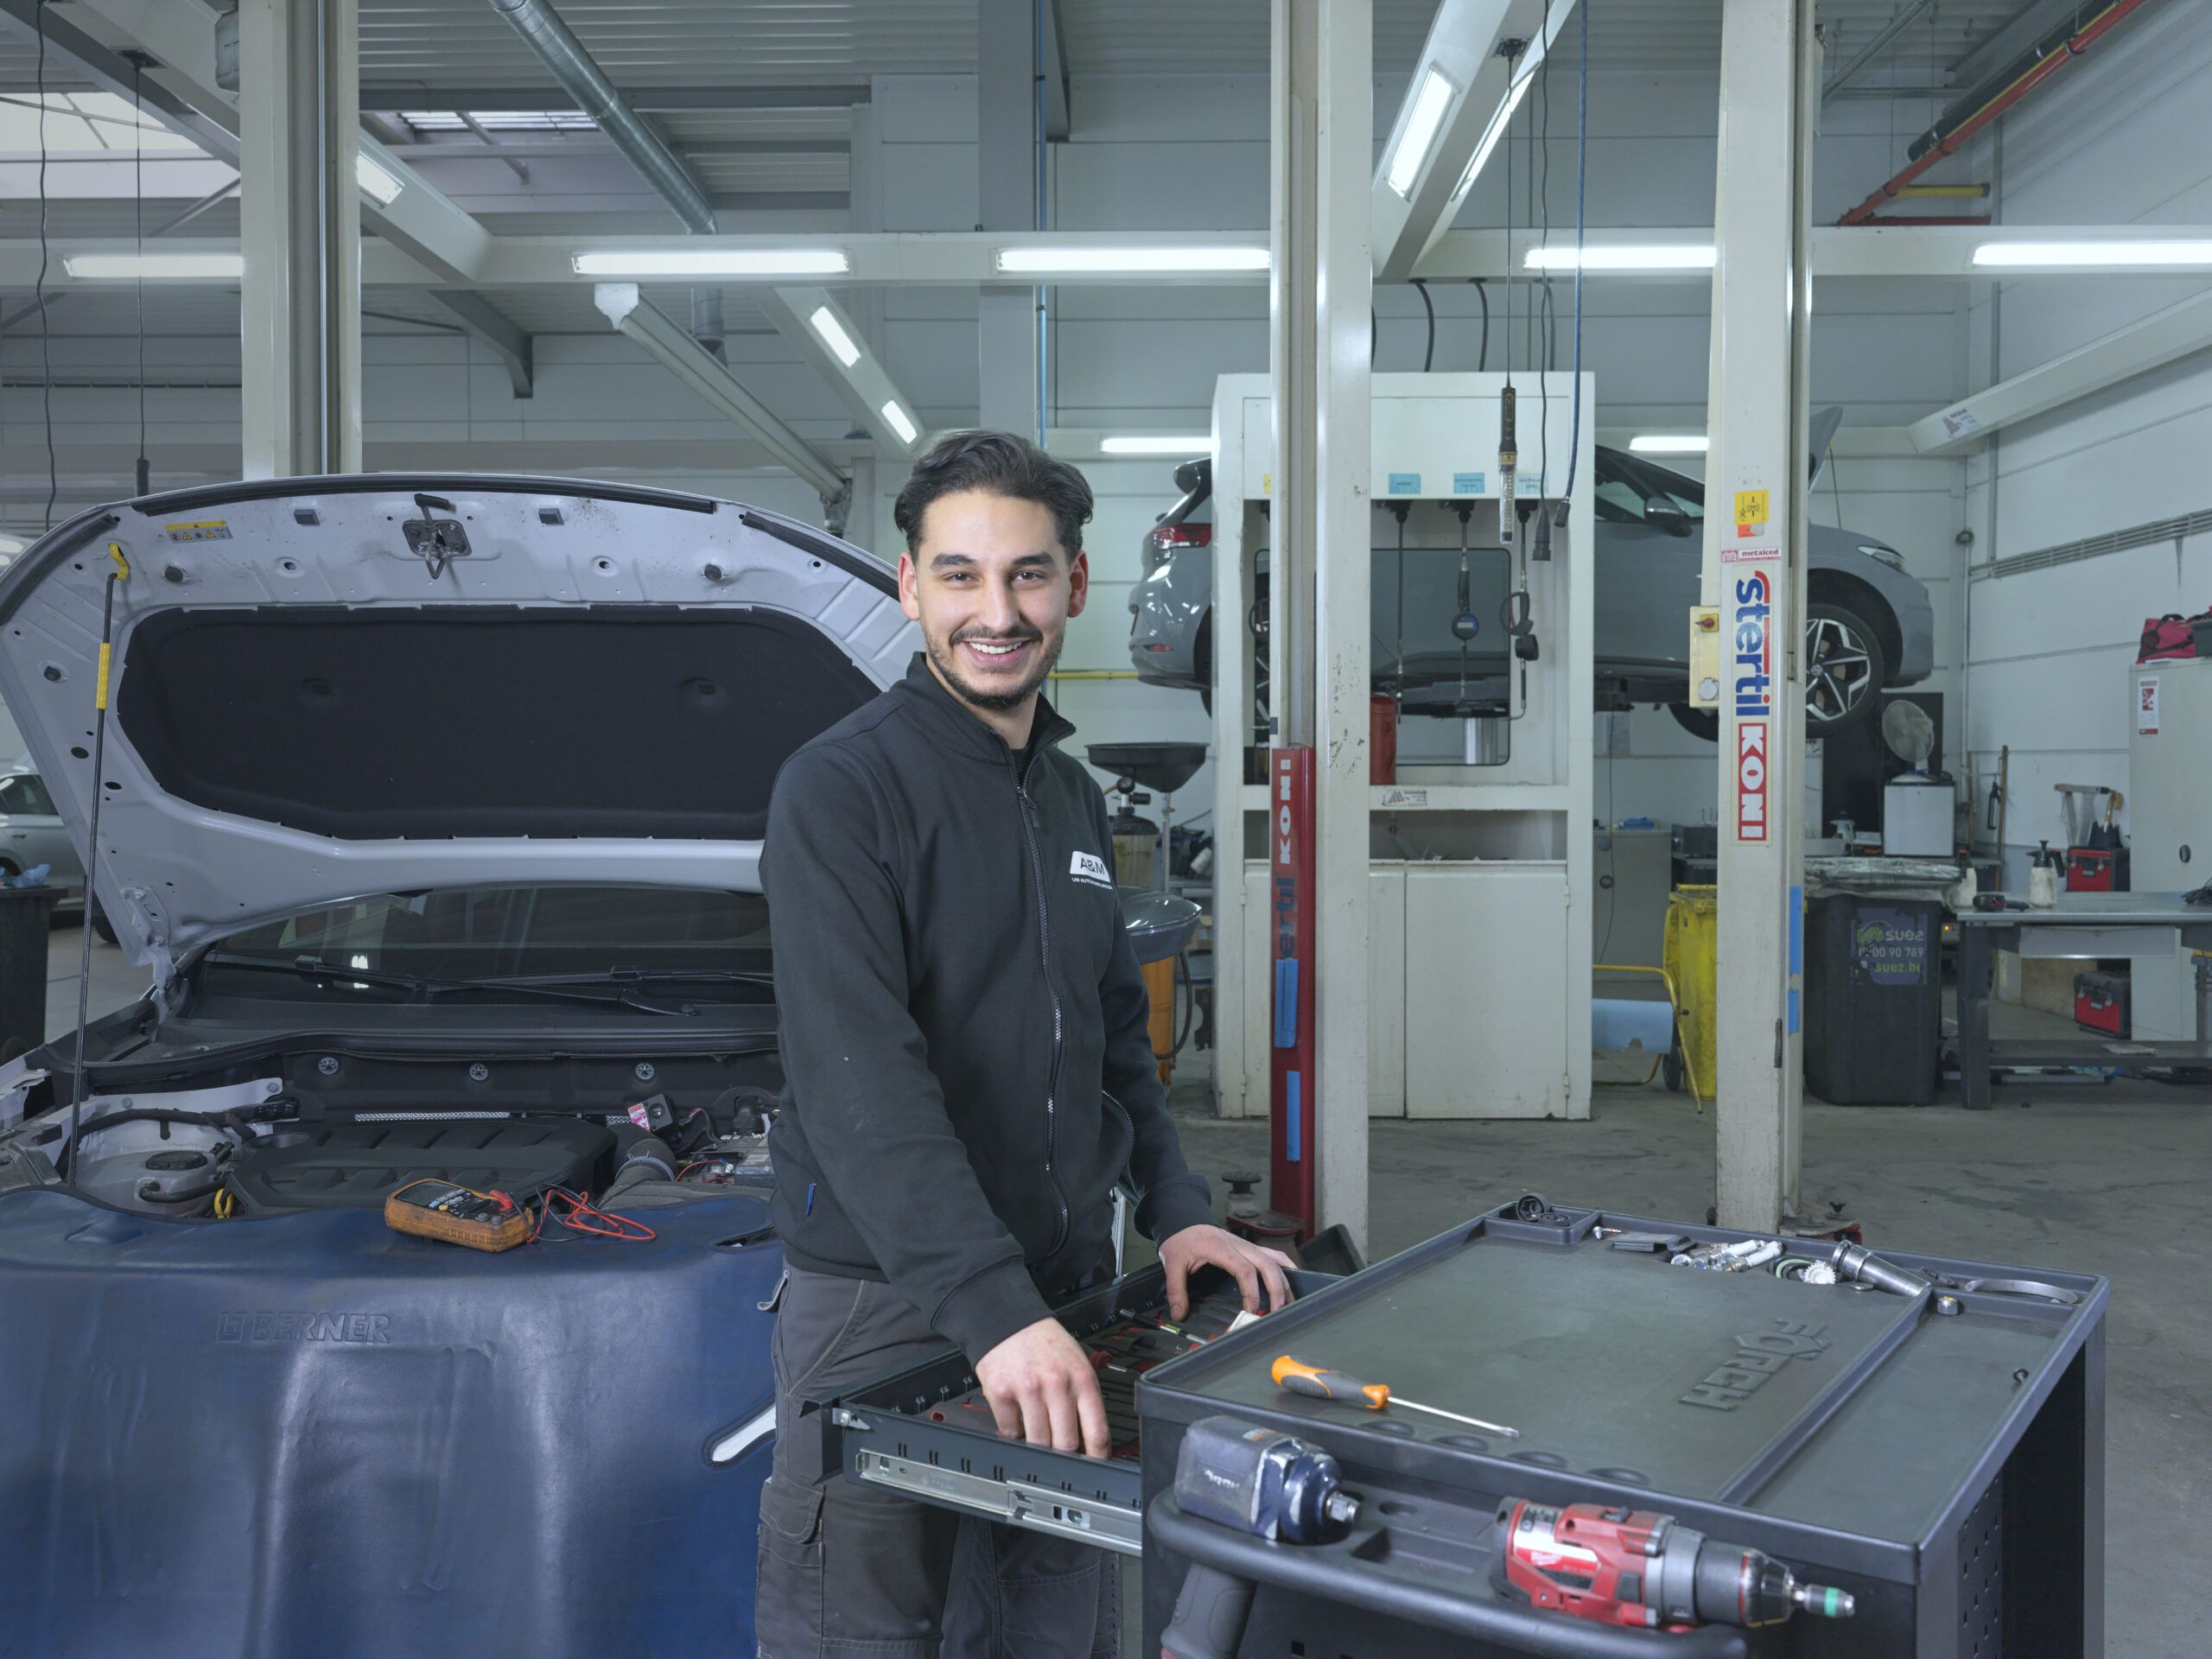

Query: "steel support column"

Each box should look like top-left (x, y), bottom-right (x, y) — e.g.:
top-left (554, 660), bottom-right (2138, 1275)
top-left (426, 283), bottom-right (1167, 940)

top-left (1270, 0), bottom-right (1371, 1253)
top-left (238, 0), bottom-right (361, 476)
top-left (978, 0), bottom-right (1042, 437)
top-left (1706, 0), bottom-right (1816, 1230)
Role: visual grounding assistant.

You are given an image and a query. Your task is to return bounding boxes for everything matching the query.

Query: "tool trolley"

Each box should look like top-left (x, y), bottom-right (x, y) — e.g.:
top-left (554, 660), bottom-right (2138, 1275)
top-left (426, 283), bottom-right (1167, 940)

top-left (1139, 1198), bottom-right (2106, 1658)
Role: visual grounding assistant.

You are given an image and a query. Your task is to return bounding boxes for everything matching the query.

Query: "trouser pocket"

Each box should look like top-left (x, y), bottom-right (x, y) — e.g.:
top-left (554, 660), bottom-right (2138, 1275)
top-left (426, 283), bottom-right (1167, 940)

top-left (753, 1475), bottom-right (825, 1656)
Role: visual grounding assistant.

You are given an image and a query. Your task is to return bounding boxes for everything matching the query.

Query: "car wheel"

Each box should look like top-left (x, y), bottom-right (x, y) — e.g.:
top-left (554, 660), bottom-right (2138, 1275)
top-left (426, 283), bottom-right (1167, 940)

top-left (1805, 601), bottom-right (1887, 735)
top-left (1668, 703), bottom-right (1719, 743)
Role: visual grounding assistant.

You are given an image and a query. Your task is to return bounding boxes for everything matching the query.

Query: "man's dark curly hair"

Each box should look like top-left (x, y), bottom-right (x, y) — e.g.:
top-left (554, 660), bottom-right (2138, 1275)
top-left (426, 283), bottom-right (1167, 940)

top-left (893, 429), bottom-right (1094, 559)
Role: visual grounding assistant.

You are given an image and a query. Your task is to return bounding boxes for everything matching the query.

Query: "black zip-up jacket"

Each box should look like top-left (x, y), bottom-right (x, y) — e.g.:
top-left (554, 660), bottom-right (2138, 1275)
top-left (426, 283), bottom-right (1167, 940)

top-left (760, 654), bottom-right (1214, 1363)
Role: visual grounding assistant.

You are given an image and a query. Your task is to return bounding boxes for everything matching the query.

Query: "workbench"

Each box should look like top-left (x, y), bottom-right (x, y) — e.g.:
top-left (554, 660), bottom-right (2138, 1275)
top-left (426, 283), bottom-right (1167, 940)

top-left (1951, 891), bottom-right (2212, 1110)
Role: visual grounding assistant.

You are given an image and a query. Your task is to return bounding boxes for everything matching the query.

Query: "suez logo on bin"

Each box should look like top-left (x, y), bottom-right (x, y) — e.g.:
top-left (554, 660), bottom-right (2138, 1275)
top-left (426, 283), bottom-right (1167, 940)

top-left (1680, 1318), bottom-right (1831, 1412)
top-left (1731, 568), bottom-right (1775, 842)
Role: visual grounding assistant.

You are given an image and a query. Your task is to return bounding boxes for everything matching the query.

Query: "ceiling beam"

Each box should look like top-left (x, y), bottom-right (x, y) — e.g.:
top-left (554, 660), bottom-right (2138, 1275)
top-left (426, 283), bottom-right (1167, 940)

top-left (1371, 0), bottom-right (1567, 283)
top-left (758, 285), bottom-right (924, 457)
top-left (1908, 287), bottom-right (2212, 454)
top-left (1413, 224), bottom-right (2212, 279)
top-left (593, 282), bottom-right (849, 510)
top-left (359, 82), bottom-right (870, 114)
top-left (1040, 0), bottom-right (1071, 142)
top-left (427, 289), bottom-right (534, 397)
top-left (14, 226), bottom-right (2210, 290)
top-left (0, 0), bottom-right (238, 162)
top-left (20, 0), bottom-right (501, 289)
top-left (1821, 0), bottom-right (1936, 101)
top-left (1948, 0), bottom-right (2094, 83)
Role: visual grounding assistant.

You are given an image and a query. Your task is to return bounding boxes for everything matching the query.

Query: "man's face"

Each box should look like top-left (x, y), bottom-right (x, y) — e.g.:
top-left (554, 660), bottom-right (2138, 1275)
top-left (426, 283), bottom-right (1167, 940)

top-left (899, 489), bottom-right (1089, 714)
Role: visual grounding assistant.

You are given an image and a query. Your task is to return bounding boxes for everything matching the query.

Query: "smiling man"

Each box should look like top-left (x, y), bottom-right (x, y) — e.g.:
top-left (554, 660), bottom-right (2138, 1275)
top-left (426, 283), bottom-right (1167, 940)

top-left (756, 431), bottom-right (1290, 1657)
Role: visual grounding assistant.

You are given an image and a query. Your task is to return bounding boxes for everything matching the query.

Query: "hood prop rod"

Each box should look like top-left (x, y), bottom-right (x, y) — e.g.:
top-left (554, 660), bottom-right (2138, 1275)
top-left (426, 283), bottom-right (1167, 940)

top-left (67, 543), bottom-right (130, 1178)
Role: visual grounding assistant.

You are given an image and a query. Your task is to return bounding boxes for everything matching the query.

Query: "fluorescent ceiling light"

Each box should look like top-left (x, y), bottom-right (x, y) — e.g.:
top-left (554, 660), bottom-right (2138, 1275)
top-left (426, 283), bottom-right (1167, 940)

top-left (995, 246), bottom-right (1269, 275)
top-left (1526, 244), bottom-right (1716, 271)
top-left (808, 304), bottom-right (863, 368)
top-left (570, 249), bottom-right (849, 277)
top-left (64, 251), bottom-right (245, 279)
top-left (880, 400), bottom-right (918, 444)
top-left (354, 154), bottom-right (405, 206)
top-left (1453, 73), bottom-right (1534, 201)
top-left (1385, 67), bottom-right (1458, 200)
top-left (1629, 435), bottom-right (1708, 454)
top-left (1971, 239), bottom-right (2212, 269)
top-left (1099, 435), bottom-right (1211, 456)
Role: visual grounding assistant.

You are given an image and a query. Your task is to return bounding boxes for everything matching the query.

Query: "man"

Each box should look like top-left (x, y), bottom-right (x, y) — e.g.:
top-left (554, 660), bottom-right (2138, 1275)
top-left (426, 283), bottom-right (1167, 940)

top-left (756, 430), bottom-right (1292, 1657)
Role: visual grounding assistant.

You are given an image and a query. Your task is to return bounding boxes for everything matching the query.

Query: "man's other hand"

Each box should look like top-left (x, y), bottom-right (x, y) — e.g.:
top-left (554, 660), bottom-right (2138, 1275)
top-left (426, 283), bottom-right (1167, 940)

top-left (975, 1316), bottom-right (1111, 1459)
top-left (1160, 1224), bottom-right (1296, 1321)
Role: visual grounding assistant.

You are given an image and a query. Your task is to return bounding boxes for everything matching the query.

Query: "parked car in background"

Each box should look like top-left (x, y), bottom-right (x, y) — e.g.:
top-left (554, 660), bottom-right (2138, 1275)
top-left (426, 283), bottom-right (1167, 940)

top-left (0, 762), bottom-right (113, 940)
top-left (1128, 443), bottom-right (1935, 738)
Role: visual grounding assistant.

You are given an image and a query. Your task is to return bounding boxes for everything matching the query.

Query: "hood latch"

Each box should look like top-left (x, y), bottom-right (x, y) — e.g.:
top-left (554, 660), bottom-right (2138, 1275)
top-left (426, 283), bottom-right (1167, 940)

top-left (402, 493), bottom-right (472, 581)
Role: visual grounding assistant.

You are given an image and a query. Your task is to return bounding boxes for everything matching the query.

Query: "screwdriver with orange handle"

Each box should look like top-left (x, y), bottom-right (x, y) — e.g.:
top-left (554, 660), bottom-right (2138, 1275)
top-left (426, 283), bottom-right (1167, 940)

top-left (1271, 1355), bottom-right (1521, 1439)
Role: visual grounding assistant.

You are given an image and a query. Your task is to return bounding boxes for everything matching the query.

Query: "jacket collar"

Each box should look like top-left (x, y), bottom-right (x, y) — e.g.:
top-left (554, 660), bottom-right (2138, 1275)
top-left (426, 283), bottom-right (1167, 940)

top-left (894, 651), bottom-right (1077, 770)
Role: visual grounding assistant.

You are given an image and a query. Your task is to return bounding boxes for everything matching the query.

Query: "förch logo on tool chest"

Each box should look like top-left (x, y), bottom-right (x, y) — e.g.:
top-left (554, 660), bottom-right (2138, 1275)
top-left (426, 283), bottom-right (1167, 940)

top-left (1680, 1319), bottom-right (1829, 1411)
top-left (217, 1311), bottom-right (392, 1344)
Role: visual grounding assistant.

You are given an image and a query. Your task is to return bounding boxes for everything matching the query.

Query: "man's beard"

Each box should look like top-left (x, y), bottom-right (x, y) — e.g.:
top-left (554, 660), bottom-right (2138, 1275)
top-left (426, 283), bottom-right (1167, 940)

top-left (926, 623), bottom-right (1065, 713)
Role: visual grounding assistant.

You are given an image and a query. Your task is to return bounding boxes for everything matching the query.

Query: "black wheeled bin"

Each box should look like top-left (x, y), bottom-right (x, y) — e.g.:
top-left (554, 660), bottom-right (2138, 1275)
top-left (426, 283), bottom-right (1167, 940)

top-left (0, 885), bottom-right (58, 1064)
top-left (1804, 894), bottom-right (1944, 1105)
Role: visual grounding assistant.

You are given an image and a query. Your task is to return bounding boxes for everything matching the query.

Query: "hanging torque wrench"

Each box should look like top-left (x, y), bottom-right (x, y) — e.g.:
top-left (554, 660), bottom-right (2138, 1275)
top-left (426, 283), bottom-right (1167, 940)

top-left (1497, 384), bottom-right (1519, 555)
top-left (1494, 1498), bottom-right (1856, 1632)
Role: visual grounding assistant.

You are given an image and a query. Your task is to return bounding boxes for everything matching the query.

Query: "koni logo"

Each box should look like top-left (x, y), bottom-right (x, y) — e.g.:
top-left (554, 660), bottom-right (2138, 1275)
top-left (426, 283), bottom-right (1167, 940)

top-left (1733, 572), bottom-right (1773, 842)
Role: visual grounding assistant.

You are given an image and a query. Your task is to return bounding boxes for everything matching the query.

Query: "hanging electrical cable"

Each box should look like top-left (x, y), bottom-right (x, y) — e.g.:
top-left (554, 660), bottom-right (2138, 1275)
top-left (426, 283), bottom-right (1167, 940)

top-left (1411, 277), bottom-right (1436, 372)
top-left (35, 0), bottom-right (58, 531)
top-left (1471, 278), bottom-right (1489, 372)
top-left (132, 54), bottom-right (149, 495)
top-left (1555, 0), bottom-right (1588, 523)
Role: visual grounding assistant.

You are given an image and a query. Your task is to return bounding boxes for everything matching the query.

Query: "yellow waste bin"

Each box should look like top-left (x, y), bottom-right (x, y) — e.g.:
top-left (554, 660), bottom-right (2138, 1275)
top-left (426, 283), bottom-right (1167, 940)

top-left (1662, 886), bottom-right (1716, 1100)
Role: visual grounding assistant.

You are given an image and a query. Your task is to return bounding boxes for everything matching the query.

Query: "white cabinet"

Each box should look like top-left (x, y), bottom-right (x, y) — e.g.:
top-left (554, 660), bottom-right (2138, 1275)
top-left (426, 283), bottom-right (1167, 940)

top-left (1404, 865), bottom-right (1573, 1118)
top-left (1242, 865), bottom-right (1408, 1116)
top-left (1241, 861), bottom-right (1577, 1118)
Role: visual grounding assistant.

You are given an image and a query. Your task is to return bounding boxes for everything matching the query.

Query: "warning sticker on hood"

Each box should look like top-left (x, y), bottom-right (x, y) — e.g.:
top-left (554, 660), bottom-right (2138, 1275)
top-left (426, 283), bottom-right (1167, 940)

top-left (164, 520), bottom-right (232, 543)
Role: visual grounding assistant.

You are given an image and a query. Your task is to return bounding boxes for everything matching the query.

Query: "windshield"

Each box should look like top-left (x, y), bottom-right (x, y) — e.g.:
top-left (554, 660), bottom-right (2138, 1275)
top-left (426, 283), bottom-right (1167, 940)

top-left (1592, 448), bottom-right (1706, 526)
top-left (197, 885), bottom-right (772, 1000)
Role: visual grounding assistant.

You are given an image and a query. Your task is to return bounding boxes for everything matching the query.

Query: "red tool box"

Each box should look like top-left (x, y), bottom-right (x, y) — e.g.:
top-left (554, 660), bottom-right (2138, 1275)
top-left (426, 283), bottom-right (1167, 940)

top-left (2074, 971), bottom-right (2130, 1038)
top-left (2065, 846), bottom-right (2117, 892)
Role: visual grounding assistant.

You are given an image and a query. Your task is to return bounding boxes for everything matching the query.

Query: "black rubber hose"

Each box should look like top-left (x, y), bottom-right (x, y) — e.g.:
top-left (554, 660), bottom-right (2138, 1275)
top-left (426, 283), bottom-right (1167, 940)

top-left (133, 1176), bottom-right (227, 1205)
top-left (1411, 277), bottom-right (1435, 372)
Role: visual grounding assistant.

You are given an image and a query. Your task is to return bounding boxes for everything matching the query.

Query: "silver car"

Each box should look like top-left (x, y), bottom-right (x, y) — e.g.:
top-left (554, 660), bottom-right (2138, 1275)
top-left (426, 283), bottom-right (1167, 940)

top-left (1128, 446), bottom-right (1935, 738)
top-left (0, 764), bottom-right (111, 938)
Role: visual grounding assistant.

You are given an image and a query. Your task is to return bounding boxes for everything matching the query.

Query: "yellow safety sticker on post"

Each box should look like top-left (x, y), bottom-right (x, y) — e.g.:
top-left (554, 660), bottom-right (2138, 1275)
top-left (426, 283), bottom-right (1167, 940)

top-left (1733, 489), bottom-right (1769, 537)
top-left (97, 643), bottom-right (111, 711)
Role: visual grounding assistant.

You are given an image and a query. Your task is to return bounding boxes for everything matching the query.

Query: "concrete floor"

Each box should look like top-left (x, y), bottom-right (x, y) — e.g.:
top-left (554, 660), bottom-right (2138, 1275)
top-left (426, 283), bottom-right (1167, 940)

top-left (37, 932), bottom-right (2208, 1652)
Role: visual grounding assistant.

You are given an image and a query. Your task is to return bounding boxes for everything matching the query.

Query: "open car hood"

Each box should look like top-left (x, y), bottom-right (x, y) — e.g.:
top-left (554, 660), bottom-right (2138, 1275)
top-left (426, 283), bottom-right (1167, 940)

top-left (0, 476), bottom-right (916, 974)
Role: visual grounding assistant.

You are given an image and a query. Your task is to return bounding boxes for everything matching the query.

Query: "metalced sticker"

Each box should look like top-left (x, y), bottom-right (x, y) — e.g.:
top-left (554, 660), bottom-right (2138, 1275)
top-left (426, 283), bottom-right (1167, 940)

top-left (1732, 569), bottom-right (1774, 842)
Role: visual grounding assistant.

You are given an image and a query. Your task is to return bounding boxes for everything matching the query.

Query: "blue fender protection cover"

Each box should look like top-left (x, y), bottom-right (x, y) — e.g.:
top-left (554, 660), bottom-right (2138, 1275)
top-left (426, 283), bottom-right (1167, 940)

top-left (0, 1186), bottom-right (783, 1657)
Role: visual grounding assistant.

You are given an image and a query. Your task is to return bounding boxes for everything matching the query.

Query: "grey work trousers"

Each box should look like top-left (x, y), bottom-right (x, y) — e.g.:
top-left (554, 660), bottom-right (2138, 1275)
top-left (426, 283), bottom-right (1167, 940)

top-left (753, 1262), bottom-right (1118, 1659)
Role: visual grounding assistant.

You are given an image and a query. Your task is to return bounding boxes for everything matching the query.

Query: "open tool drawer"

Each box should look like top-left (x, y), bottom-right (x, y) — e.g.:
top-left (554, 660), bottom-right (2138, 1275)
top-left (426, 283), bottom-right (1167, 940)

top-left (816, 1261), bottom-right (1342, 1556)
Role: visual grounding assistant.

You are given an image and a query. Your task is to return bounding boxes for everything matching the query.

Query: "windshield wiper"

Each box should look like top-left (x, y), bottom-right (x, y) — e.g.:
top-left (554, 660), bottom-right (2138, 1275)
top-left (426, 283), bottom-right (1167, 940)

top-left (200, 954), bottom-right (690, 1016)
top-left (461, 967), bottom-right (775, 990)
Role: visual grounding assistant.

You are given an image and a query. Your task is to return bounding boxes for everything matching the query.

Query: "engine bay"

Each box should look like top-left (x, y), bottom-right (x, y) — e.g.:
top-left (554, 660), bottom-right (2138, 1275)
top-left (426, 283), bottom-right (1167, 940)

top-left (4, 1047), bottom-right (784, 1223)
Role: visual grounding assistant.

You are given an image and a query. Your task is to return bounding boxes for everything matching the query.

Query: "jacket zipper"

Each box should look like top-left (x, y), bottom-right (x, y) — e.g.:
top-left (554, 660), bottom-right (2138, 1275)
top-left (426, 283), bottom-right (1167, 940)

top-left (1013, 755), bottom-right (1072, 1258)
